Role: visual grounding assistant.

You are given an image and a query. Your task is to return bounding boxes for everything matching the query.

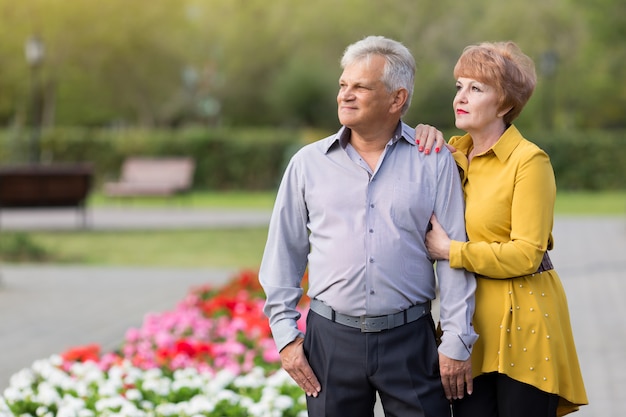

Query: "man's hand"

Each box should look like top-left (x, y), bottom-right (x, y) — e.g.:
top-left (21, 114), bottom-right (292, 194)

top-left (426, 214), bottom-right (452, 261)
top-left (280, 337), bottom-right (321, 397)
top-left (439, 353), bottom-right (473, 401)
top-left (414, 123), bottom-right (455, 154)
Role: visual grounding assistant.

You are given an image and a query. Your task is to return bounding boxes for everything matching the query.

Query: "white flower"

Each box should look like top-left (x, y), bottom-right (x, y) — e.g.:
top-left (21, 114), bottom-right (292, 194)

top-left (95, 396), bottom-right (132, 412)
top-left (124, 388), bottom-right (142, 401)
top-left (141, 376), bottom-right (171, 397)
top-left (34, 382), bottom-right (62, 405)
top-left (274, 394), bottom-right (295, 410)
top-left (154, 402), bottom-right (178, 416)
top-left (8, 368), bottom-right (36, 390)
top-left (183, 395), bottom-right (215, 414)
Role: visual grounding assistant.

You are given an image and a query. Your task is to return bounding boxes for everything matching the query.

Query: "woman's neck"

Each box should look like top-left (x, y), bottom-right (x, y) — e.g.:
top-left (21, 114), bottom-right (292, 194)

top-left (467, 123), bottom-right (508, 161)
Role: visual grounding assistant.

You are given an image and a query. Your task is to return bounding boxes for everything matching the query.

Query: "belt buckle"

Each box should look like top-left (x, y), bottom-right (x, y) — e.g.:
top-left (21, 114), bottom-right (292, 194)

top-left (359, 315), bottom-right (382, 333)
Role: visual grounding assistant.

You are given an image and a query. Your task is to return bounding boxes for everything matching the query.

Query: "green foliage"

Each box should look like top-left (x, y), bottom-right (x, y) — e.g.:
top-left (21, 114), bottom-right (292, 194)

top-left (0, 232), bottom-right (51, 262)
top-left (1, 127), bottom-right (624, 191)
top-left (531, 130), bottom-right (626, 190)
top-left (0, 127), bottom-right (301, 190)
top-left (0, 0), bottom-right (624, 130)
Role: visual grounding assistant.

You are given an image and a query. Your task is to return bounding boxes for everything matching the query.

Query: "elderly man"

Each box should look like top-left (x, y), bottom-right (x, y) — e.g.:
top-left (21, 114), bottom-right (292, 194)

top-left (260, 35), bottom-right (477, 417)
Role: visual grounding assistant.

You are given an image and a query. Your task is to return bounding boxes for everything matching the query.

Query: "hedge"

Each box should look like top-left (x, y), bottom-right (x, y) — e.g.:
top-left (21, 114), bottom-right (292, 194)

top-left (0, 127), bottom-right (624, 191)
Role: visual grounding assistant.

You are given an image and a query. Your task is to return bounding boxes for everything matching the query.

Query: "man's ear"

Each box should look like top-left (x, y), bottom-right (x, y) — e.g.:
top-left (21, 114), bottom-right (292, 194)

top-left (390, 88), bottom-right (409, 113)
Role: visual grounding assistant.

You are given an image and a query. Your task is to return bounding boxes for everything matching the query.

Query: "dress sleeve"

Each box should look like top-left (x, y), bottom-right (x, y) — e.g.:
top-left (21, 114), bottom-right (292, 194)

top-left (449, 146), bottom-right (556, 278)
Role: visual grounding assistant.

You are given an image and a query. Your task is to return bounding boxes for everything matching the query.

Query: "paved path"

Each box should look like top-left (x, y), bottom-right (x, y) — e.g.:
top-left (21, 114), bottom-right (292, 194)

top-left (0, 207), bottom-right (272, 230)
top-left (0, 208), bottom-right (625, 416)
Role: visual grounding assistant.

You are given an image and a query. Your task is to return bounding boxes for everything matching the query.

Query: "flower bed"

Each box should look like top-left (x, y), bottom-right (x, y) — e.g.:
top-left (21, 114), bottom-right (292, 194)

top-left (0, 270), bottom-right (310, 417)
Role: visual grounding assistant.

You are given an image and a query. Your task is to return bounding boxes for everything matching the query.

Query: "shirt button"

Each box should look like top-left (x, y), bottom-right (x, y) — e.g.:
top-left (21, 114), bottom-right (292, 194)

top-left (369, 229), bottom-right (374, 233)
top-left (369, 257), bottom-right (375, 263)
top-left (370, 290), bottom-right (375, 295)
top-left (370, 203), bottom-right (375, 208)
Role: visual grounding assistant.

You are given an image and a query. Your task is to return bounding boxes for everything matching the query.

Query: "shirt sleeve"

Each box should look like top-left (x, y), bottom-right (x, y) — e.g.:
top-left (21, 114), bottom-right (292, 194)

top-left (449, 147), bottom-right (556, 278)
top-left (433, 150), bottom-right (478, 361)
top-left (259, 153), bottom-right (311, 352)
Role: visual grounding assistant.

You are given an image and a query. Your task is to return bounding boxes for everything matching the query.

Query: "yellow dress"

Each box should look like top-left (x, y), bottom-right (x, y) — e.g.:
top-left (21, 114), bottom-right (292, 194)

top-left (448, 126), bottom-right (588, 416)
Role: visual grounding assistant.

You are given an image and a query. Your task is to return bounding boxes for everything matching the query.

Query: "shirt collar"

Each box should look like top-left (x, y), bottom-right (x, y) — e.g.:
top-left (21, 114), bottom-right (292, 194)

top-left (491, 125), bottom-right (523, 162)
top-left (323, 122), bottom-right (415, 153)
top-left (452, 124), bottom-right (523, 163)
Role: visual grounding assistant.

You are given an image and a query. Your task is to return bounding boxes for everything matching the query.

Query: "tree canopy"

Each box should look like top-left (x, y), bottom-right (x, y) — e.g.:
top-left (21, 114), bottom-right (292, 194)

top-left (0, 0), bottom-right (624, 130)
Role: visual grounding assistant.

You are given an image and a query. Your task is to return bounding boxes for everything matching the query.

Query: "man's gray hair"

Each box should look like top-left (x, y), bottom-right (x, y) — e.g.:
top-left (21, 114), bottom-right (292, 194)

top-left (341, 35), bottom-right (415, 115)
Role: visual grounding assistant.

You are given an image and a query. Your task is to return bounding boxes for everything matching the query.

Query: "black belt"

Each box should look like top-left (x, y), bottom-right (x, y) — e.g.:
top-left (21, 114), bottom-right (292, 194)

top-left (309, 299), bottom-right (431, 333)
top-left (536, 251), bottom-right (554, 273)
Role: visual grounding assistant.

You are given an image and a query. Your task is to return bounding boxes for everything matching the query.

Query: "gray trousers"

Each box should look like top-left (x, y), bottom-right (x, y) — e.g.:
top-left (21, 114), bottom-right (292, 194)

top-left (304, 310), bottom-right (451, 417)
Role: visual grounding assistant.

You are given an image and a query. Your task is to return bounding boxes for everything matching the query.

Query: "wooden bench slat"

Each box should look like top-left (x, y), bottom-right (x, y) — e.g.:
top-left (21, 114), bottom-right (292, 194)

top-left (104, 157), bottom-right (195, 197)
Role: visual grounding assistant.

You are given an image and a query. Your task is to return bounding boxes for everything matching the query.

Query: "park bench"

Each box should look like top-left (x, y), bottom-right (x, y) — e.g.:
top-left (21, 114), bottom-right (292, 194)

top-left (0, 164), bottom-right (93, 228)
top-left (103, 157), bottom-right (195, 198)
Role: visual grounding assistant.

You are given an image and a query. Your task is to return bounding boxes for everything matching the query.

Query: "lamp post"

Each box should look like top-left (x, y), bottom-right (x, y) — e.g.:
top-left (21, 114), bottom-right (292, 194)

top-left (540, 50), bottom-right (558, 130)
top-left (24, 36), bottom-right (45, 163)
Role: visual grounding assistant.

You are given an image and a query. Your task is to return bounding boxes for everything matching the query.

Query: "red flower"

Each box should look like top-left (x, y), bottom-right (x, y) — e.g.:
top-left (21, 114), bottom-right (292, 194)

top-left (61, 343), bottom-right (101, 363)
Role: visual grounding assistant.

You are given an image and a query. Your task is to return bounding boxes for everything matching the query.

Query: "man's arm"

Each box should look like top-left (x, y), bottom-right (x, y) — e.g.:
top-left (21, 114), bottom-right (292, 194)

top-left (432, 150), bottom-right (478, 399)
top-left (258, 153), bottom-right (321, 397)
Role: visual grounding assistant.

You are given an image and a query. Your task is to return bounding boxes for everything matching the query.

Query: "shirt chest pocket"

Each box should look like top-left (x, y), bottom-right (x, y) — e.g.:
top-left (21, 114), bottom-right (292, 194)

top-left (390, 181), bottom-right (433, 232)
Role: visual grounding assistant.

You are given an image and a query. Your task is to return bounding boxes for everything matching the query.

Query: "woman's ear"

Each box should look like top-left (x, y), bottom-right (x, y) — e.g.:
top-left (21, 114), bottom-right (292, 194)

top-left (497, 106), bottom-right (514, 118)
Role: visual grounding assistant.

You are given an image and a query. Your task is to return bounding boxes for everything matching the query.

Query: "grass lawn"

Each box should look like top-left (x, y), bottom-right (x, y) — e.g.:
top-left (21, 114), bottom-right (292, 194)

top-left (15, 228), bottom-right (270, 269)
top-left (89, 190), bottom-right (278, 210)
top-left (1, 190), bottom-right (624, 268)
top-left (554, 191), bottom-right (626, 215)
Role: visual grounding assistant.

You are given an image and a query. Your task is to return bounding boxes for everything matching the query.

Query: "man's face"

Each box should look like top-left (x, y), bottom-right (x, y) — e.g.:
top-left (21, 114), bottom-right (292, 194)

top-left (337, 55), bottom-right (396, 131)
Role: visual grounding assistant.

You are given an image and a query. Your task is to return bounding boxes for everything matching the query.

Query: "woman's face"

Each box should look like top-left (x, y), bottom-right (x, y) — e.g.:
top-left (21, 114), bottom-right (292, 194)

top-left (453, 77), bottom-right (505, 135)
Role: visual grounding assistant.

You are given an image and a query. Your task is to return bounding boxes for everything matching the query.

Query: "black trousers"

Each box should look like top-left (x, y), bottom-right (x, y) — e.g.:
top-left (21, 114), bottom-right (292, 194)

top-left (452, 372), bottom-right (559, 417)
top-left (303, 310), bottom-right (451, 417)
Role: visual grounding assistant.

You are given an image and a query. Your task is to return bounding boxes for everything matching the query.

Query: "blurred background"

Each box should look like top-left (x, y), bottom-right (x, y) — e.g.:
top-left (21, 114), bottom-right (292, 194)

top-left (0, 0), bottom-right (624, 192)
top-left (0, 2), bottom-right (625, 415)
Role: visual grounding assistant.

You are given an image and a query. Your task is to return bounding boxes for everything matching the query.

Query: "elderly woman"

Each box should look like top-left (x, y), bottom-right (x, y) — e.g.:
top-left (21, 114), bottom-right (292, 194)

top-left (419, 42), bottom-right (588, 417)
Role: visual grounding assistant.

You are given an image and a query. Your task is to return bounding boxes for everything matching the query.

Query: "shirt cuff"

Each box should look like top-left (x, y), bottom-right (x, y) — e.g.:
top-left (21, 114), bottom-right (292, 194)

top-left (449, 240), bottom-right (464, 269)
top-left (271, 319), bottom-right (305, 352)
top-left (438, 332), bottom-right (479, 361)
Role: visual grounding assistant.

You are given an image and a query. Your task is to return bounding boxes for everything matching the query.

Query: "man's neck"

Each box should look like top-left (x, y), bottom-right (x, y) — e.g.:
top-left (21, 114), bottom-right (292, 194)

top-left (348, 120), bottom-right (399, 152)
top-left (348, 121), bottom-right (399, 170)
